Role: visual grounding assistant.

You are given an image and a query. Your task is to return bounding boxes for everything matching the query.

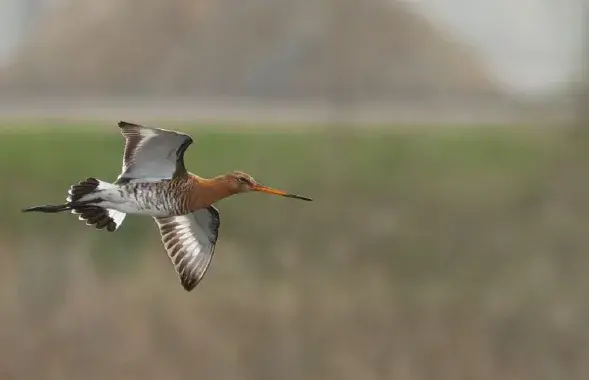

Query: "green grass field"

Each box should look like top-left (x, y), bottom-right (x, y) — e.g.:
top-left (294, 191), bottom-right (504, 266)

top-left (4, 123), bottom-right (560, 226)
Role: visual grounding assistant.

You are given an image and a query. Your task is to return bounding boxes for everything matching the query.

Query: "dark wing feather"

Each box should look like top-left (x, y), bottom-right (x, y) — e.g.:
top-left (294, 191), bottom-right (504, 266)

top-left (153, 206), bottom-right (220, 291)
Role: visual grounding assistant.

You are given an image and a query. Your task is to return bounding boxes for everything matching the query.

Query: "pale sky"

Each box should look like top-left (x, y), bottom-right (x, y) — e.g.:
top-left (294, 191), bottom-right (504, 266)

top-left (404, 0), bottom-right (585, 95)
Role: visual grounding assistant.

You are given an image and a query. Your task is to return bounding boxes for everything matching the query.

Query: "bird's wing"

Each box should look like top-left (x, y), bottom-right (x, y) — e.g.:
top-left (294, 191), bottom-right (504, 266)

top-left (153, 206), bottom-right (220, 291)
top-left (116, 121), bottom-right (193, 183)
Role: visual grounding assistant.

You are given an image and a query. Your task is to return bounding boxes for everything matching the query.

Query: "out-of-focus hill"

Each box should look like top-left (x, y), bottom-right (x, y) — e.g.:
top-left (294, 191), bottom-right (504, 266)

top-left (0, 0), bottom-right (501, 101)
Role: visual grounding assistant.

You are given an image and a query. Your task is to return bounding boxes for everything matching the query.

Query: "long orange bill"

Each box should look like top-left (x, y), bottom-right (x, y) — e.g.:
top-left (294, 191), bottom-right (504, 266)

top-left (253, 184), bottom-right (313, 201)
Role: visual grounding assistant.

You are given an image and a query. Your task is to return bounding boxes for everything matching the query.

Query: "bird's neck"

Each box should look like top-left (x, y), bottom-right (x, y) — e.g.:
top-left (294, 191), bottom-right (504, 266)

top-left (187, 174), bottom-right (236, 210)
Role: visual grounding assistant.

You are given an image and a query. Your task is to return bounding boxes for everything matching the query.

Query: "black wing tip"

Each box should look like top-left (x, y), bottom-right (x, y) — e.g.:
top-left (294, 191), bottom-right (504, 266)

top-left (118, 121), bottom-right (140, 129)
top-left (180, 136), bottom-right (193, 149)
top-left (182, 280), bottom-right (198, 292)
top-left (180, 273), bottom-right (205, 292)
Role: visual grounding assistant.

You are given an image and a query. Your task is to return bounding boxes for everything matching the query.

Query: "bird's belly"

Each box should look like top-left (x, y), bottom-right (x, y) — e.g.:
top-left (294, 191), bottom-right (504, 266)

top-left (109, 200), bottom-right (172, 217)
top-left (101, 184), bottom-right (181, 217)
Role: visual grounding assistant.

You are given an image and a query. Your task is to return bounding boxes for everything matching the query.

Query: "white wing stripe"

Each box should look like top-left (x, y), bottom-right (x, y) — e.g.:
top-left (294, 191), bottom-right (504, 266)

top-left (122, 132), bottom-right (154, 173)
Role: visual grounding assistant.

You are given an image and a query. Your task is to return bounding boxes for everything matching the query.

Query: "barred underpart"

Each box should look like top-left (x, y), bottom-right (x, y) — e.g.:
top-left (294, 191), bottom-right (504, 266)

top-left (117, 178), bottom-right (193, 216)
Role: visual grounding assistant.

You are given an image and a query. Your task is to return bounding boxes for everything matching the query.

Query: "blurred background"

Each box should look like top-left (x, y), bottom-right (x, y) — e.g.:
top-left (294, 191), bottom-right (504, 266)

top-left (0, 0), bottom-right (588, 379)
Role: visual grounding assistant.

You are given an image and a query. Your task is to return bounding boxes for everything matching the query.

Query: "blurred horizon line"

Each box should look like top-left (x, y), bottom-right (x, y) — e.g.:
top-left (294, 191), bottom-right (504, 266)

top-left (0, 95), bottom-right (574, 126)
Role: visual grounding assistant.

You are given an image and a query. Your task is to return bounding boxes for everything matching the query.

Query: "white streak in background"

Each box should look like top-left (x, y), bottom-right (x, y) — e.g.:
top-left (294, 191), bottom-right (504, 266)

top-left (0, 0), bottom-right (52, 67)
top-left (399, 0), bottom-right (585, 96)
top-left (0, 0), bottom-right (22, 65)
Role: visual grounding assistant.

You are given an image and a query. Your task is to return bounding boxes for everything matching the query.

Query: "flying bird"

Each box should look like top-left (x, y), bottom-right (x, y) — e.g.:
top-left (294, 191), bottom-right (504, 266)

top-left (23, 121), bottom-right (312, 291)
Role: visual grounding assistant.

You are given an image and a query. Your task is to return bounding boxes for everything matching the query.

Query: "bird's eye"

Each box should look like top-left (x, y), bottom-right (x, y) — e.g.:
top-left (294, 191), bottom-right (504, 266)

top-left (237, 177), bottom-right (247, 183)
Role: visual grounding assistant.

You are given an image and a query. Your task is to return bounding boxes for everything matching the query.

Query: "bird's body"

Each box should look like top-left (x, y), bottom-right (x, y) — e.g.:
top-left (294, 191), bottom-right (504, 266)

top-left (74, 175), bottom-right (226, 217)
top-left (77, 178), bottom-right (184, 217)
top-left (23, 121), bottom-right (311, 291)
top-left (116, 178), bottom-right (189, 216)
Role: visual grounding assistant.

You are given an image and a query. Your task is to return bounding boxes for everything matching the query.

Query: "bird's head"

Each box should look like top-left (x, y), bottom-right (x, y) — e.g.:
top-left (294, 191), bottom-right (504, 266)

top-left (226, 171), bottom-right (257, 193)
top-left (224, 171), bottom-right (312, 201)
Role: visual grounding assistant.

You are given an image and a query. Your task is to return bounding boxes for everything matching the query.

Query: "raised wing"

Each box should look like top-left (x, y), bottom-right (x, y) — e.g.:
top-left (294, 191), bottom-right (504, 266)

top-left (153, 206), bottom-right (221, 291)
top-left (116, 121), bottom-right (193, 183)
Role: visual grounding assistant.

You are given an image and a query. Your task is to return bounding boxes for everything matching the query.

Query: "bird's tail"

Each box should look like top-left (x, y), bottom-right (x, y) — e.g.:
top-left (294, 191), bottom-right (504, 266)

top-left (22, 177), bottom-right (126, 232)
top-left (22, 203), bottom-right (77, 213)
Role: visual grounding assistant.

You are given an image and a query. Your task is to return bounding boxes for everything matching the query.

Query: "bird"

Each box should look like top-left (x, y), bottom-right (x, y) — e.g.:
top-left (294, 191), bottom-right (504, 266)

top-left (22, 121), bottom-right (312, 291)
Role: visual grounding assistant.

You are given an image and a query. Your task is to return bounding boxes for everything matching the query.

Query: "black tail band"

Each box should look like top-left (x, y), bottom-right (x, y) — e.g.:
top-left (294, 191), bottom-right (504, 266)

top-left (22, 201), bottom-right (95, 213)
top-left (22, 204), bottom-right (71, 213)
